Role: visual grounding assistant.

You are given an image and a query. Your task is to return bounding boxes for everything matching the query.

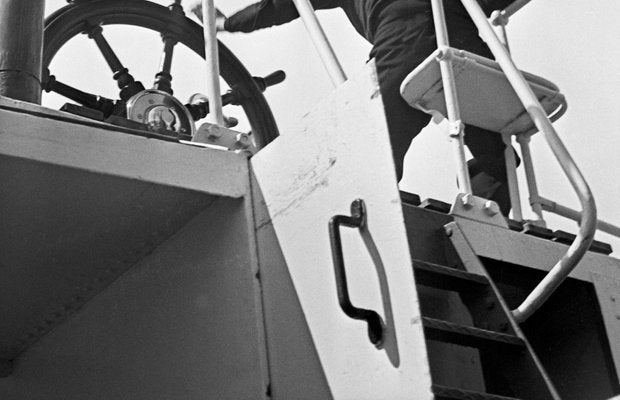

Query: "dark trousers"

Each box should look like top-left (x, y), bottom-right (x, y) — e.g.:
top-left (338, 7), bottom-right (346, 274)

top-left (372, 11), bottom-right (513, 211)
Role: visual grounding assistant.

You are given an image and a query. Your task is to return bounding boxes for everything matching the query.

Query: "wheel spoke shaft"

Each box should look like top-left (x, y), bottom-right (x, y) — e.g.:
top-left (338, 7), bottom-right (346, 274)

top-left (84, 23), bottom-right (144, 100)
top-left (153, 1), bottom-right (185, 94)
top-left (44, 73), bottom-right (116, 116)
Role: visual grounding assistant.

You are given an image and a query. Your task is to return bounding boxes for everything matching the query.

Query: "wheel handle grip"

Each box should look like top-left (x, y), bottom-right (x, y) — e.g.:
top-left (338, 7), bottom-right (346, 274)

top-left (253, 70), bottom-right (286, 92)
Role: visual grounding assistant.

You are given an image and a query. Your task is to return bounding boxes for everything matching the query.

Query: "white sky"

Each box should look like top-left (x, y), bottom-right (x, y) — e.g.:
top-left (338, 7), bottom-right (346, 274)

top-left (43, 0), bottom-right (620, 253)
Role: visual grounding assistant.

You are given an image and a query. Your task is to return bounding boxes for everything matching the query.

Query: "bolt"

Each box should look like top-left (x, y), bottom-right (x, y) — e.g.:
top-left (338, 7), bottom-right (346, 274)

top-left (235, 133), bottom-right (251, 149)
top-left (611, 295), bottom-right (616, 302)
top-left (448, 120), bottom-right (463, 137)
top-left (462, 194), bottom-right (474, 209)
top-left (445, 227), bottom-right (453, 237)
top-left (484, 201), bottom-right (499, 216)
top-left (207, 125), bottom-right (222, 139)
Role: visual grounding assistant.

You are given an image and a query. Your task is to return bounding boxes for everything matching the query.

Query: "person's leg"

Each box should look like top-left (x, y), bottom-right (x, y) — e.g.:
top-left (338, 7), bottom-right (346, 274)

top-left (372, 14), bottom-right (436, 181)
top-left (464, 125), bottom-right (519, 215)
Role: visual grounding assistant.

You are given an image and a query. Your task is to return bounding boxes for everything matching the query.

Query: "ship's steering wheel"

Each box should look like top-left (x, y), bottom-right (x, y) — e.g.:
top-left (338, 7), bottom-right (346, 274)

top-left (43, 0), bottom-right (281, 149)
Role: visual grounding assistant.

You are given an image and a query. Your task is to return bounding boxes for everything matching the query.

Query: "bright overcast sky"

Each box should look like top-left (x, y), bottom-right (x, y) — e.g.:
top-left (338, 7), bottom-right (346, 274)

top-left (43, 0), bottom-right (620, 252)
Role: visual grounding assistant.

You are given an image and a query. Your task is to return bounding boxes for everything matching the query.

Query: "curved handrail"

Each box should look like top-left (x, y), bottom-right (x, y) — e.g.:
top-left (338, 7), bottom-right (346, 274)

top-left (461, 0), bottom-right (597, 323)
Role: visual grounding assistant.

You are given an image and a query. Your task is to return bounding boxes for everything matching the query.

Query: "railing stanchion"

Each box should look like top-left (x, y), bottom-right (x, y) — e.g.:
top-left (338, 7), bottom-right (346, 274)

top-left (430, 0), bottom-right (472, 195)
top-left (199, 0), bottom-right (224, 127)
top-left (503, 133), bottom-right (523, 220)
top-left (517, 134), bottom-right (545, 223)
top-left (292, 0), bottom-right (347, 87)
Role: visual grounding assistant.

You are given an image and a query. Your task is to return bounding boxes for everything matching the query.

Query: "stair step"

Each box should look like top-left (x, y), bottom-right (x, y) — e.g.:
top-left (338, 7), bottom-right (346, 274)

top-left (553, 230), bottom-right (613, 255)
top-left (400, 190), bottom-right (421, 206)
top-left (420, 198), bottom-right (452, 213)
top-left (423, 317), bottom-right (524, 351)
top-left (432, 384), bottom-right (522, 400)
top-left (523, 223), bottom-right (555, 240)
top-left (412, 260), bottom-right (489, 292)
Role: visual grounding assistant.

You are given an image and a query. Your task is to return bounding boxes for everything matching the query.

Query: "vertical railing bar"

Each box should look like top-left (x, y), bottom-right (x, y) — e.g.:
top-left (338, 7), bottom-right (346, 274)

top-left (430, 0), bottom-right (472, 195)
top-left (461, 0), bottom-right (597, 323)
top-left (291, 0), bottom-right (347, 87)
top-left (200, 0), bottom-right (224, 127)
top-left (502, 133), bottom-right (523, 220)
top-left (517, 134), bottom-right (545, 223)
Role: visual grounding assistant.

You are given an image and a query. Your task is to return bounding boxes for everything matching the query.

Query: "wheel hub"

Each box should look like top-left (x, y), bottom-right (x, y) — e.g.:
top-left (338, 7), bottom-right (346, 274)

top-left (126, 89), bottom-right (195, 137)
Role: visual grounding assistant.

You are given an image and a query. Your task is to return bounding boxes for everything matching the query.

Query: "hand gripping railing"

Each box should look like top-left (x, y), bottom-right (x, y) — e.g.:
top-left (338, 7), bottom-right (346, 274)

top-left (459, 0), bottom-right (597, 323)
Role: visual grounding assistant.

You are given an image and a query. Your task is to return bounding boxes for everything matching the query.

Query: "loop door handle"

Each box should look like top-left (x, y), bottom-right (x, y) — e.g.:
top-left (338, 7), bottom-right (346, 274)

top-left (328, 199), bottom-right (384, 346)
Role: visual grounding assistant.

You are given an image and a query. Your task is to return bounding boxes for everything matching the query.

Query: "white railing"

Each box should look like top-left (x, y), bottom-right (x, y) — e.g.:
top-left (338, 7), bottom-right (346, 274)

top-left (430, 0), bottom-right (473, 195)
top-left (459, 0), bottom-right (598, 323)
top-left (287, 0), bottom-right (614, 322)
top-left (292, 0), bottom-right (347, 87)
top-left (199, 0), bottom-right (224, 127)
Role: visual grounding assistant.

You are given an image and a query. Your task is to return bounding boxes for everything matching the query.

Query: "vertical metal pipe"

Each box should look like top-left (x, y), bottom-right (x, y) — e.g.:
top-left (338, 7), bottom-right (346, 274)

top-left (292, 0), bottom-right (347, 87)
top-left (200, 0), bottom-right (224, 126)
top-left (0, 0), bottom-right (45, 104)
top-left (502, 132), bottom-right (523, 220)
top-left (430, 0), bottom-right (472, 194)
top-left (517, 134), bottom-right (545, 223)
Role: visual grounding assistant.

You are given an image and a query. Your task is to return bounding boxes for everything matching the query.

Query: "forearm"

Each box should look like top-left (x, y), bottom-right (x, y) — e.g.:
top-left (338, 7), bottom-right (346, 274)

top-left (224, 0), bottom-right (340, 33)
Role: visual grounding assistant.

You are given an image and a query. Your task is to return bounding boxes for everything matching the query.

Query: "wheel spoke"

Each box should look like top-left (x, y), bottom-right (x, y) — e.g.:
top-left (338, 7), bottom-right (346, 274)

top-left (153, 1), bottom-right (184, 94)
top-left (153, 37), bottom-right (176, 94)
top-left (43, 70), bottom-right (116, 116)
top-left (84, 23), bottom-right (144, 101)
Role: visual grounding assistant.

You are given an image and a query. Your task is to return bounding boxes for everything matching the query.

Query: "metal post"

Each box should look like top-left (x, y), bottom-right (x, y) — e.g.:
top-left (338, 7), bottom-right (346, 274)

top-left (502, 132), bottom-right (523, 220)
top-left (430, 0), bottom-right (472, 194)
top-left (517, 134), bottom-right (545, 223)
top-left (0, 0), bottom-right (45, 104)
top-left (292, 0), bottom-right (347, 87)
top-left (200, 0), bottom-right (224, 127)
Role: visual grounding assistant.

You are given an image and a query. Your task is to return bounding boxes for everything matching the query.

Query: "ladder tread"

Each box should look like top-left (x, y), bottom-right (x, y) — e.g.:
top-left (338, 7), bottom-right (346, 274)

top-left (412, 259), bottom-right (489, 291)
top-left (432, 384), bottom-right (522, 400)
top-left (420, 197), bottom-right (452, 213)
top-left (423, 317), bottom-right (524, 350)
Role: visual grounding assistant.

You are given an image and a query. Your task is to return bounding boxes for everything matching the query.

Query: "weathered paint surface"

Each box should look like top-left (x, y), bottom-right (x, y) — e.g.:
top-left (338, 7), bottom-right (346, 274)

top-left (252, 63), bottom-right (433, 400)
